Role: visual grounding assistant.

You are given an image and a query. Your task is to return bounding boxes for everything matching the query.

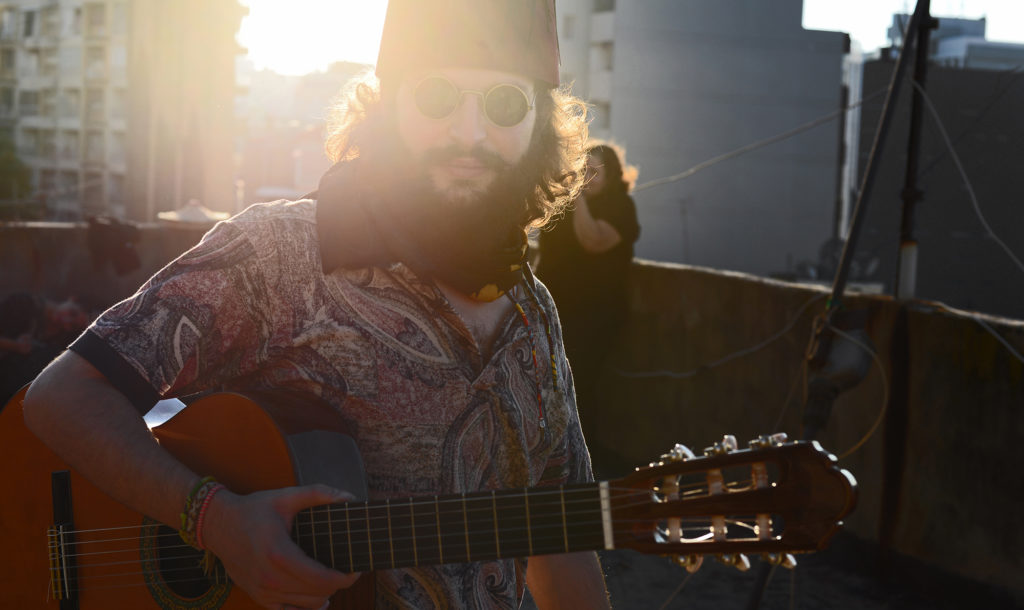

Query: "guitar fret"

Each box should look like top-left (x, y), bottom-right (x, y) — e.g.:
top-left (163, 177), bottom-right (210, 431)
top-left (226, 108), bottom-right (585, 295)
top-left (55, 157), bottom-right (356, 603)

top-left (462, 495), bottom-right (471, 562)
top-left (386, 499), bottom-right (395, 568)
top-left (346, 503), bottom-right (354, 572)
top-left (310, 507), bottom-right (319, 561)
top-left (410, 497), bottom-right (419, 567)
top-left (327, 505), bottom-right (336, 570)
top-left (491, 490), bottom-right (501, 558)
top-left (560, 487), bottom-right (568, 553)
top-left (365, 503), bottom-right (374, 570)
top-left (524, 489), bottom-right (533, 556)
top-left (434, 495), bottom-right (444, 565)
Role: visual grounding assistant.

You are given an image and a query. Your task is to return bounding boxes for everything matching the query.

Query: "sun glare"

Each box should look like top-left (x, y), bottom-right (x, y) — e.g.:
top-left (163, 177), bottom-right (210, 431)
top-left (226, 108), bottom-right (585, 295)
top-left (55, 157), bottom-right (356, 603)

top-left (237, 0), bottom-right (389, 75)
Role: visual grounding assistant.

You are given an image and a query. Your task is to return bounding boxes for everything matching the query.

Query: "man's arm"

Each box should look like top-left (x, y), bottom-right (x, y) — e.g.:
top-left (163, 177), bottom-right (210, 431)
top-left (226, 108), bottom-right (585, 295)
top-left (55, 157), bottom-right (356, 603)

top-left (23, 350), bottom-right (357, 608)
top-left (527, 551), bottom-right (611, 609)
top-left (571, 194), bottom-right (623, 254)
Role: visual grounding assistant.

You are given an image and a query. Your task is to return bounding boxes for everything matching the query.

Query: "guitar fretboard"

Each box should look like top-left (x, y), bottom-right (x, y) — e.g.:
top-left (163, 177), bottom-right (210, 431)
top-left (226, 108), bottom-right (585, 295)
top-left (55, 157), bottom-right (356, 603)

top-left (291, 482), bottom-right (607, 572)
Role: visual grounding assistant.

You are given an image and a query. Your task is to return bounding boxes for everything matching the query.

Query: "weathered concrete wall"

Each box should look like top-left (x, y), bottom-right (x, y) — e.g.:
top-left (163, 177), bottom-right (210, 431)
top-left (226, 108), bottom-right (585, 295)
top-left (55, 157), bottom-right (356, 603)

top-left (1, 226), bottom-right (1021, 597)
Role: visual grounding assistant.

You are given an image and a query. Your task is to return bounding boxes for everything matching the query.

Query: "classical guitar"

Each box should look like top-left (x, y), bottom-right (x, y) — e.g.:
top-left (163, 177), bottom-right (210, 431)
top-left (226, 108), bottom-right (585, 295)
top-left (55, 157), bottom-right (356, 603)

top-left (0, 388), bottom-right (857, 609)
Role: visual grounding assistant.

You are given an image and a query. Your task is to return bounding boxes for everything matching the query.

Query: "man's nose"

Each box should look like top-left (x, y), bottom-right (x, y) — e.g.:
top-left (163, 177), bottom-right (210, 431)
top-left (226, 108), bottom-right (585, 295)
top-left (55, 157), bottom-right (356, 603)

top-left (447, 93), bottom-right (487, 148)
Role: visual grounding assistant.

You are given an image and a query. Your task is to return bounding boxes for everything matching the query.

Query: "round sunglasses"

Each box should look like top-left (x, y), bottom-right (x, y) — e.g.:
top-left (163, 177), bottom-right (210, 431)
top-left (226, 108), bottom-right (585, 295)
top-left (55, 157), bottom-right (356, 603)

top-left (413, 76), bottom-right (535, 128)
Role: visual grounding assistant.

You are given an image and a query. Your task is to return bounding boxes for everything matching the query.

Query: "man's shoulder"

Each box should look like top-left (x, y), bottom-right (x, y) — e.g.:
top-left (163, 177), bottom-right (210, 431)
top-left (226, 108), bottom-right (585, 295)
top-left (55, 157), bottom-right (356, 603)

top-left (230, 198), bottom-right (317, 228)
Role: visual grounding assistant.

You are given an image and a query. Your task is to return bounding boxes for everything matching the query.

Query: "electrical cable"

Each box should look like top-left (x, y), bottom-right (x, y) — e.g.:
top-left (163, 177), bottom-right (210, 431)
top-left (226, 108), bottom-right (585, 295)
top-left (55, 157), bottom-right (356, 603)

top-left (632, 89), bottom-right (887, 194)
top-left (614, 293), bottom-right (825, 380)
top-left (827, 323), bottom-right (889, 460)
top-left (908, 78), bottom-right (1024, 278)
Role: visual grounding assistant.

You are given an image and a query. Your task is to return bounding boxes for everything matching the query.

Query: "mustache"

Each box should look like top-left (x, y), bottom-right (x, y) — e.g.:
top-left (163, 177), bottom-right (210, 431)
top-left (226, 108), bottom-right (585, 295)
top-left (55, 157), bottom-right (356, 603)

top-left (422, 145), bottom-right (508, 171)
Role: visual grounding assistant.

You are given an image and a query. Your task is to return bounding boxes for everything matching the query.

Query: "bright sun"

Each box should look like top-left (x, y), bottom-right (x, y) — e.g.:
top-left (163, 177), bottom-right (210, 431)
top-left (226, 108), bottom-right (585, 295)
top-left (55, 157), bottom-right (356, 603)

top-left (237, 0), bottom-right (389, 75)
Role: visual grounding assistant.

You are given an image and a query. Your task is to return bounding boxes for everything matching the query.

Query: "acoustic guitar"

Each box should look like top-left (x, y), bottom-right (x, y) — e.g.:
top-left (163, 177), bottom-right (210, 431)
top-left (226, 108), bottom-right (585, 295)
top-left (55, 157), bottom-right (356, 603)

top-left (0, 387), bottom-right (856, 609)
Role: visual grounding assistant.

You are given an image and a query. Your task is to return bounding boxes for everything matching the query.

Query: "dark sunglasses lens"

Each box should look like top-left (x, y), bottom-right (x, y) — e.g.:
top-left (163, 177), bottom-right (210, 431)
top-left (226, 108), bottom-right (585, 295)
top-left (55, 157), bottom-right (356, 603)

top-left (414, 77), bottom-right (460, 119)
top-left (485, 85), bottom-right (530, 127)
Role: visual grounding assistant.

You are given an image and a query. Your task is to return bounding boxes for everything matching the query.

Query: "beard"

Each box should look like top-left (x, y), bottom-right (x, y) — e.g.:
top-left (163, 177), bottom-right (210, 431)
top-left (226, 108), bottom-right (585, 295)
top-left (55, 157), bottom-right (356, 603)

top-left (317, 122), bottom-right (546, 298)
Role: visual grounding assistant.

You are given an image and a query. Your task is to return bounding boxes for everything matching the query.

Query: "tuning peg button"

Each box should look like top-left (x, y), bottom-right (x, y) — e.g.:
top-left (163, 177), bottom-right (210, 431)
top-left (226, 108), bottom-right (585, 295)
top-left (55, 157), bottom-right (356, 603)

top-left (671, 554), bottom-right (704, 573)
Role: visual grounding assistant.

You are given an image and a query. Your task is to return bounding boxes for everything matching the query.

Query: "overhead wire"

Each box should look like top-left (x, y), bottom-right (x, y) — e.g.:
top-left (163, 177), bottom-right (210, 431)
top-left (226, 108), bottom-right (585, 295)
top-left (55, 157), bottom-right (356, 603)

top-left (632, 89), bottom-right (887, 194)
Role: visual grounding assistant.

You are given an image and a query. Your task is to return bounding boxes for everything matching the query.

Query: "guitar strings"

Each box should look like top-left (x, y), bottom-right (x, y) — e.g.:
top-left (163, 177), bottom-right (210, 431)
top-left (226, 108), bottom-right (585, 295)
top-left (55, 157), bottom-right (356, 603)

top-left (50, 476), bottom-right (772, 562)
top-left (53, 515), bottom-right (768, 595)
top-left (50, 476), bottom-right (756, 543)
top-left (48, 475), bottom-right (780, 592)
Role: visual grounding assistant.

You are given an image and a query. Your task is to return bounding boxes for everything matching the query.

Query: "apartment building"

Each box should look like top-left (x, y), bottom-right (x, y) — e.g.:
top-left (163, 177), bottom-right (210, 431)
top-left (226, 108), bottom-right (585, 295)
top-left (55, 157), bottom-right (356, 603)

top-left (0, 0), bottom-right (244, 222)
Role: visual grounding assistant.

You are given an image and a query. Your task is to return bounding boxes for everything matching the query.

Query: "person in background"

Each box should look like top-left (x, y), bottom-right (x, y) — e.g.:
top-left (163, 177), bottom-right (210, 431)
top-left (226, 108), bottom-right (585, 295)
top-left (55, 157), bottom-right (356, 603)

top-left (537, 142), bottom-right (640, 425)
top-left (23, 0), bottom-right (612, 608)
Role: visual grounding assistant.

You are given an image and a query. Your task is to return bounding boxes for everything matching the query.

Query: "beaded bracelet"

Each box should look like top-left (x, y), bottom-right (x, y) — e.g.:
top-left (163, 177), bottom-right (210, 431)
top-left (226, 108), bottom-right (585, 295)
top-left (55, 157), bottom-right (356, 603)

top-left (179, 476), bottom-right (219, 549)
top-left (194, 483), bottom-right (226, 550)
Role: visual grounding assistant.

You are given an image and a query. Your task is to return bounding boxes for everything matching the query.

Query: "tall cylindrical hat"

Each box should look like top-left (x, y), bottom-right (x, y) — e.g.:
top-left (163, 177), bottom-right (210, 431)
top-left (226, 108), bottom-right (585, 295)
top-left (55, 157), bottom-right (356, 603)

top-left (375, 0), bottom-right (560, 87)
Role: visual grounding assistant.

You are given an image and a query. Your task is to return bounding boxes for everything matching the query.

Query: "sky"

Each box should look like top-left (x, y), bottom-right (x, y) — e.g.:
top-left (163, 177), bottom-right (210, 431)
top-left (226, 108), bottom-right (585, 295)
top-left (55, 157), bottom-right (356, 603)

top-left (237, 0), bottom-right (1024, 76)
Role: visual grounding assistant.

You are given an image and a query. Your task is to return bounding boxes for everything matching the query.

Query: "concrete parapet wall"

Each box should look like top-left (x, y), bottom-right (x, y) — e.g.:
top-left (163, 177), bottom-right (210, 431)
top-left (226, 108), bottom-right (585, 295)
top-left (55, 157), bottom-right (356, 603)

top-left (0, 222), bottom-right (207, 312)
top-left (1, 226), bottom-right (1020, 596)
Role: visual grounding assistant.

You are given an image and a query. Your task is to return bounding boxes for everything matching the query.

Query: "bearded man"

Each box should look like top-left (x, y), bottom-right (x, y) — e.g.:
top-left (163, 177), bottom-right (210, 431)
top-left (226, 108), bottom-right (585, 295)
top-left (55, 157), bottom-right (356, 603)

top-left (23, 1), bottom-right (610, 608)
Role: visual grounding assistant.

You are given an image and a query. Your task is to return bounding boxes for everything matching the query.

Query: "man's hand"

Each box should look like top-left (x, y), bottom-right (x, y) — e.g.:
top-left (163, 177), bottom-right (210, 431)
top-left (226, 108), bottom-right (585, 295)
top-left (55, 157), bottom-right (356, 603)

top-left (202, 484), bottom-right (361, 609)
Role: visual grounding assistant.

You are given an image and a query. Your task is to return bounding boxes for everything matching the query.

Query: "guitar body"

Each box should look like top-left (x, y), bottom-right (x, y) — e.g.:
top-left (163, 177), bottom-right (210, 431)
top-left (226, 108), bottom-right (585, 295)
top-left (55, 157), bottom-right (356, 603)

top-left (0, 387), bottom-right (374, 608)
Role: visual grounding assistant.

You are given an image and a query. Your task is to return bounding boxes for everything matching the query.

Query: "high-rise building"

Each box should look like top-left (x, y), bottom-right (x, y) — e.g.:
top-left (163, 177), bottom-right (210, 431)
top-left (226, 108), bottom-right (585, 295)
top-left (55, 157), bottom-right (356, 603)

top-left (0, 0), bottom-right (245, 221)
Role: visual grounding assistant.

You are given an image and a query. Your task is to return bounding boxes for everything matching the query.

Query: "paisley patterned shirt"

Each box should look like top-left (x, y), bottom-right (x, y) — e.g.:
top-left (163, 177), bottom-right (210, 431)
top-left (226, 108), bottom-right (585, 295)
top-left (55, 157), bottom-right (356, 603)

top-left (70, 199), bottom-right (593, 609)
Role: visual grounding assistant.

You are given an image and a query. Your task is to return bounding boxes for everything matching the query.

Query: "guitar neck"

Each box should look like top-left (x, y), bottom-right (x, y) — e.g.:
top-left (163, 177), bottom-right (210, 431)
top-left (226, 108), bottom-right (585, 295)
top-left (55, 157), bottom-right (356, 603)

top-left (292, 482), bottom-right (609, 572)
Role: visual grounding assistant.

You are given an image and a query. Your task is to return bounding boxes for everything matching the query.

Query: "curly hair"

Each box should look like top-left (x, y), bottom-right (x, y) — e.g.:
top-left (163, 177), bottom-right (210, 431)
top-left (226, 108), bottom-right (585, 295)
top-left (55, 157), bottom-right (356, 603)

top-left (324, 71), bottom-right (590, 229)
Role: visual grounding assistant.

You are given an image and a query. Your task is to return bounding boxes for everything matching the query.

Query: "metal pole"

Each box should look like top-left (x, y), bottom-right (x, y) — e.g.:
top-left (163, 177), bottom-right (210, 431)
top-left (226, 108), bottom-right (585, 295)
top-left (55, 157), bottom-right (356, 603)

top-left (894, 2), bottom-right (938, 299)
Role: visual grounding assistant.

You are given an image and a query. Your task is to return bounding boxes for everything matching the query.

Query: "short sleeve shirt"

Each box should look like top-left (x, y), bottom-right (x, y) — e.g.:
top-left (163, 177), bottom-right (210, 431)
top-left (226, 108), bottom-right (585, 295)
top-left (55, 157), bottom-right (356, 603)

top-left (70, 199), bottom-right (593, 609)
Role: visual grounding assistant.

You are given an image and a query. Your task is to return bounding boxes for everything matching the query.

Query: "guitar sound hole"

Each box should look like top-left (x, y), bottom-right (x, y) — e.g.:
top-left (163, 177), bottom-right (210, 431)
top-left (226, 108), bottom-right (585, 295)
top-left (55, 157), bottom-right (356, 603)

top-left (154, 524), bottom-right (226, 599)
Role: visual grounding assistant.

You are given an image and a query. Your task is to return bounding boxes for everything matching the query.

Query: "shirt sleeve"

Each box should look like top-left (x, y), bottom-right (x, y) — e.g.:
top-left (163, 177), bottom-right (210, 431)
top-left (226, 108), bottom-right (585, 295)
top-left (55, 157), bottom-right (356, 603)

top-left (69, 218), bottom-right (277, 413)
top-left (530, 277), bottom-right (595, 486)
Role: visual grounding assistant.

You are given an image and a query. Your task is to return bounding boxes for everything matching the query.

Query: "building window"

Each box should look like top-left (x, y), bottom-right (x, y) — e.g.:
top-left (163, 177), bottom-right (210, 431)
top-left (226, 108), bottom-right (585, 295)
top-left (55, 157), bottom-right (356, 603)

top-left (111, 2), bottom-right (127, 36)
top-left (596, 42), bottom-right (614, 70)
top-left (59, 89), bottom-right (80, 118)
top-left (39, 129), bottom-right (56, 158)
top-left (40, 88), bottom-right (56, 118)
top-left (19, 90), bottom-right (39, 117)
top-left (110, 87), bottom-right (125, 119)
top-left (60, 130), bottom-right (79, 161)
top-left (562, 15), bottom-right (576, 41)
top-left (0, 9), bottom-right (18, 40)
top-left (0, 48), bottom-right (14, 77)
top-left (60, 45), bottom-right (82, 75)
top-left (85, 46), bottom-right (106, 79)
top-left (85, 88), bottom-right (104, 122)
top-left (23, 10), bottom-right (36, 38)
top-left (85, 3), bottom-right (106, 37)
top-left (0, 87), bottom-right (13, 116)
top-left (85, 130), bottom-right (104, 162)
top-left (594, 0), bottom-right (615, 12)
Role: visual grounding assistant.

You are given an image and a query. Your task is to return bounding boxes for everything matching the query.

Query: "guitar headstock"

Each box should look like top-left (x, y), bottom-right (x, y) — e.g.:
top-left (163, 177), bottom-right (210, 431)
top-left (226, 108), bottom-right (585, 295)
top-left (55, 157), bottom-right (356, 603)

top-left (608, 434), bottom-right (857, 572)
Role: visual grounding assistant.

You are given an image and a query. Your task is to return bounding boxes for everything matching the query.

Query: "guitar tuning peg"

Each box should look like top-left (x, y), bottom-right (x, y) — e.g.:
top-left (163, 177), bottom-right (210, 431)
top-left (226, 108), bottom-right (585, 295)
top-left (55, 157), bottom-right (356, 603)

top-left (670, 554), bottom-right (704, 573)
top-left (716, 553), bottom-right (751, 572)
top-left (662, 443), bottom-right (696, 462)
top-left (704, 434), bottom-right (739, 456)
top-left (761, 553), bottom-right (798, 569)
top-left (748, 432), bottom-right (790, 449)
